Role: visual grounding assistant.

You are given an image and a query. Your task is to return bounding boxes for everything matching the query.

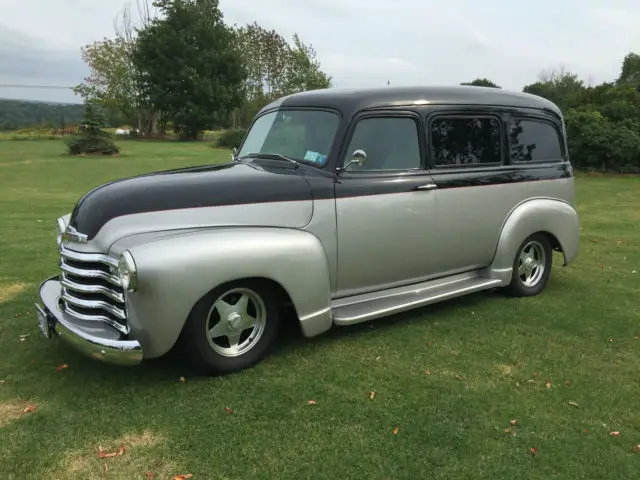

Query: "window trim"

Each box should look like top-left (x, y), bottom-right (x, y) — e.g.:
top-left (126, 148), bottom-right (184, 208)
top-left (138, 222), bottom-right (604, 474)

top-left (336, 110), bottom-right (426, 175)
top-left (426, 113), bottom-right (505, 170)
top-left (507, 115), bottom-right (566, 164)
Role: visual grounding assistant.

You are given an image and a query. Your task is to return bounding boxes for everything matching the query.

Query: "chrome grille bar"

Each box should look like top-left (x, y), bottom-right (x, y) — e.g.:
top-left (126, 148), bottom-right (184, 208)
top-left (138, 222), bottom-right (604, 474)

top-left (61, 273), bottom-right (124, 303)
top-left (60, 260), bottom-right (121, 286)
top-left (58, 245), bottom-right (128, 334)
top-left (60, 245), bottom-right (119, 267)
top-left (62, 290), bottom-right (126, 320)
top-left (63, 305), bottom-right (129, 335)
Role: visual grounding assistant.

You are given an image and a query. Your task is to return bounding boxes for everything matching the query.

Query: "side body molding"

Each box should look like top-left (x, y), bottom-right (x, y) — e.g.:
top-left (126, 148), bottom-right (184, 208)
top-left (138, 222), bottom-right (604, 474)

top-left (487, 198), bottom-right (580, 283)
top-left (120, 227), bottom-right (333, 359)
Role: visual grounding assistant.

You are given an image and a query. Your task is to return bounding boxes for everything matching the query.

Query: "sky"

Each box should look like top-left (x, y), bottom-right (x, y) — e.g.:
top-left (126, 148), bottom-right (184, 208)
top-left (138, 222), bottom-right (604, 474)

top-left (1, 0), bottom-right (639, 104)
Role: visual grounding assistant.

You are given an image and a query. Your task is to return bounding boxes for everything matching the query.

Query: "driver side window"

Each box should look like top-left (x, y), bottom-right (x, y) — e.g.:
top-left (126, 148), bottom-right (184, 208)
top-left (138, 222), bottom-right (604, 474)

top-left (343, 116), bottom-right (422, 171)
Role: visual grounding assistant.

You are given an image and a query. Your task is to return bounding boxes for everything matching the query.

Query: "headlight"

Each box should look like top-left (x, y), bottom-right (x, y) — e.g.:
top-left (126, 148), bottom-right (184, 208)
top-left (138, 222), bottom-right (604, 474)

top-left (56, 218), bottom-right (66, 247)
top-left (118, 251), bottom-right (138, 292)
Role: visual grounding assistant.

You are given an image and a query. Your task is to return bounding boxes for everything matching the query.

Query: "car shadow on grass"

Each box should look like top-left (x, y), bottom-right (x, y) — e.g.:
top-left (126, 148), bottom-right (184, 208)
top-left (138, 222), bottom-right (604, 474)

top-left (48, 288), bottom-right (508, 383)
top-left (271, 288), bottom-right (507, 358)
top-left (34, 278), bottom-right (556, 384)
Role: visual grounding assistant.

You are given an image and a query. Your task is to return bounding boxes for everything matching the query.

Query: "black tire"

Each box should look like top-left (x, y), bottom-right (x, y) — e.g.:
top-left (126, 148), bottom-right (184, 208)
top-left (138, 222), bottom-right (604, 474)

top-left (504, 233), bottom-right (553, 297)
top-left (180, 279), bottom-right (281, 375)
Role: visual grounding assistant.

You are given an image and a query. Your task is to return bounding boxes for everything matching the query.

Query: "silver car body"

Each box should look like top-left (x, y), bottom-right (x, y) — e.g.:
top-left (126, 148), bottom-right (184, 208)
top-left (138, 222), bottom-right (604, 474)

top-left (36, 86), bottom-right (580, 366)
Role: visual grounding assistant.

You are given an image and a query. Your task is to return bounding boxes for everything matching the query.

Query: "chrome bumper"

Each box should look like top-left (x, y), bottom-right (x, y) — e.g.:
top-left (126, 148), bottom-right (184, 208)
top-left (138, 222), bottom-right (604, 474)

top-left (36, 276), bottom-right (143, 366)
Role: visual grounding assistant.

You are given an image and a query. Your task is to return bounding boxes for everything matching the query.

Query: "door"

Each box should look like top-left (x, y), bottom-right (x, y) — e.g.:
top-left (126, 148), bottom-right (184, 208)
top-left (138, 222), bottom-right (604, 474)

top-left (334, 112), bottom-right (441, 297)
top-left (425, 111), bottom-right (512, 274)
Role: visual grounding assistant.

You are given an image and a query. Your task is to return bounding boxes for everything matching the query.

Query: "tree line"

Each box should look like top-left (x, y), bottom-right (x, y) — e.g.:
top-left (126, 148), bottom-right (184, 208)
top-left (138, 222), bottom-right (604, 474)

top-left (73, 0), bottom-right (331, 140)
top-left (462, 54), bottom-right (640, 173)
top-left (0, 100), bottom-right (84, 132)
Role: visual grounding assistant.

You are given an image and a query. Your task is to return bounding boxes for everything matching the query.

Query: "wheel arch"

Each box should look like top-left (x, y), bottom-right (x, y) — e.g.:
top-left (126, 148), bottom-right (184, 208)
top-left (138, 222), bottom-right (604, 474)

top-left (173, 275), bottom-right (304, 359)
top-left (487, 197), bottom-right (580, 284)
top-left (124, 227), bottom-right (334, 359)
top-left (182, 276), bottom-right (298, 331)
top-left (540, 230), bottom-right (563, 253)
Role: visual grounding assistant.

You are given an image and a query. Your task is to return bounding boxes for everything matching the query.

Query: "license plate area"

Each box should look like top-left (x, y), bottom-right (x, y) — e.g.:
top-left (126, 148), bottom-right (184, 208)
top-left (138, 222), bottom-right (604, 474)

top-left (35, 304), bottom-right (53, 339)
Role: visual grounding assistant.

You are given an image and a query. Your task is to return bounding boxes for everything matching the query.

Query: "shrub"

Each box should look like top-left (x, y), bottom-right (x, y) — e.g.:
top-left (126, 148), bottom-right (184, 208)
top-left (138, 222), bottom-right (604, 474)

top-left (65, 131), bottom-right (119, 155)
top-left (565, 108), bottom-right (640, 173)
top-left (217, 128), bottom-right (246, 149)
top-left (66, 101), bottom-right (119, 156)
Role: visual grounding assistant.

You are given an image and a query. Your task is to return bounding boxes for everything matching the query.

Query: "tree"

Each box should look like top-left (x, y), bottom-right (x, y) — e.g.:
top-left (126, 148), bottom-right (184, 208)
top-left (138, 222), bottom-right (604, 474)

top-left (616, 52), bottom-right (640, 87)
top-left (518, 59), bottom-right (640, 173)
top-left (73, 37), bottom-right (137, 124)
top-left (232, 24), bottom-right (333, 128)
top-left (133, 0), bottom-right (246, 140)
top-left (235, 22), bottom-right (289, 102)
top-left (231, 22), bottom-right (290, 127)
top-left (523, 67), bottom-right (585, 110)
top-left (564, 109), bottom-right (640, 173)
top-left (73, 0), bottom-right (161, 136)
top-left (282, 34), bottom-right (332, 94)
top-left (461, 78), bottom-right (501, 88)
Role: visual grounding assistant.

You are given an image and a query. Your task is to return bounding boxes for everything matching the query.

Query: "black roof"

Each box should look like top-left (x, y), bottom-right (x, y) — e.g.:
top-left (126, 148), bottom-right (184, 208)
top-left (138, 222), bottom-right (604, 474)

top-left (260, 85), bottom-right (562, 118)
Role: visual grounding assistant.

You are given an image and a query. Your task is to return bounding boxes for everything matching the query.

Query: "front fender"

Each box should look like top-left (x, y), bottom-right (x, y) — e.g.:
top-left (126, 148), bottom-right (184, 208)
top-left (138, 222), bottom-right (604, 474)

top-left (488, 198), bottom-right (580, 283)
top-left (123, 227), bottom-right (332, 358)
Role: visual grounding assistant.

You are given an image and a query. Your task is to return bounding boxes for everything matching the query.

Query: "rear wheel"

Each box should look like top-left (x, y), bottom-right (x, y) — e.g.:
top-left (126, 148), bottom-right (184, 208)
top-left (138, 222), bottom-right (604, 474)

top-left (181, 280), bottom-right (281, 375)
top-left (504, 233), bottom-right (553, 297)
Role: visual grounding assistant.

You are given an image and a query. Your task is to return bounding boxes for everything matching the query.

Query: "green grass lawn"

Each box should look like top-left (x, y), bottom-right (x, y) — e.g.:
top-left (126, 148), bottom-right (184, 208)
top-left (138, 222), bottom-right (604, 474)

top-left (1, 140), bottom-right (639, 479)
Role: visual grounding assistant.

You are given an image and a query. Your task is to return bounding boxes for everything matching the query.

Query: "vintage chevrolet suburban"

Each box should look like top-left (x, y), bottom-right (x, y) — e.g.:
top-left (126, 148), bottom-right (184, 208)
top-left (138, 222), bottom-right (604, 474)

top-left (35, 86), bottom-right (580, 374)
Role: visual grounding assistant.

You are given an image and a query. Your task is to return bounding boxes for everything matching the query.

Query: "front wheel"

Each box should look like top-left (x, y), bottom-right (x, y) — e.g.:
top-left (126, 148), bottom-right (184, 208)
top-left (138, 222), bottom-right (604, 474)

top-left (180, 280), bottom-right (281, 375)
top-left (504, 233), bottom-right (553, 297)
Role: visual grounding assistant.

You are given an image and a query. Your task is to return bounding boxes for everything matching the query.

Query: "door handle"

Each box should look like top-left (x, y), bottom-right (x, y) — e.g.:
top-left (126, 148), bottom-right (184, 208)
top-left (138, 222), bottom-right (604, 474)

top-left (415, 183), bottom-right (438, 191)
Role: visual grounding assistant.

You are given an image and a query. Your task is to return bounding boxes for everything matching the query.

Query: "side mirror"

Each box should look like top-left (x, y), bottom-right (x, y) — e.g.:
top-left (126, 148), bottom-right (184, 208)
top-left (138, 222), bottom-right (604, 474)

top-left (231, 147), bottom-right (238, 161)
top-left (341, 149), bottom-right (367, 172)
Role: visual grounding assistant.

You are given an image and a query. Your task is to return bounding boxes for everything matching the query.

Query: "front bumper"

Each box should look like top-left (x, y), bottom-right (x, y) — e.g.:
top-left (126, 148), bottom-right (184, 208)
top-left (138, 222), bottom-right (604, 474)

top-left (36, 276), bottom-right (143, 366)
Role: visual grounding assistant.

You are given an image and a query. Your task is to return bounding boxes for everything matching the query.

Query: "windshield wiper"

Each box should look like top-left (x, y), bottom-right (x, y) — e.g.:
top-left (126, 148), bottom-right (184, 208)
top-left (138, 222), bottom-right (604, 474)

top-left (240, 152), bottom-right (300, 169)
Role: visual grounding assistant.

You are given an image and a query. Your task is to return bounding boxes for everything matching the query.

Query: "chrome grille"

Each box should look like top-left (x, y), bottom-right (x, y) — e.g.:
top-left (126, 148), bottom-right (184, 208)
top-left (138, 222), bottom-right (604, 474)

top-left (59, 246), bottom-right (128, 334)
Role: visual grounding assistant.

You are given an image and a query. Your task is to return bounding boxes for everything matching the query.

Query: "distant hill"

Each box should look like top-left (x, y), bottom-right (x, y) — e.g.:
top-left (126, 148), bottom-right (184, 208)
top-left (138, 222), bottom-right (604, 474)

top-left (0, 98), bottom-right (84, 131)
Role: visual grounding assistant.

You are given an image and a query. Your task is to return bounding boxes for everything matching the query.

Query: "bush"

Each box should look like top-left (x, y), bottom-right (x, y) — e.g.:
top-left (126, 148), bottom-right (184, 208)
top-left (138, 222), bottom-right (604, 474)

top-left (66, 101), bottom-right (120, 155)
top-left (565, 108), bottom-right (640, 173)
top-left (66, 130), bottom-right (119, 155)
top-left (217, 128), bottom-right (246, 148)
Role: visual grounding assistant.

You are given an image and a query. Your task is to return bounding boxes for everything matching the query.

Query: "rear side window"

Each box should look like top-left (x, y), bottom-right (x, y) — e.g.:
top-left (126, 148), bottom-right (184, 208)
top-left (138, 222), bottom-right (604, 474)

top-left (509, 118), bottom-right (564, 162)
top-left (429, 116), bottom-right (502, 167)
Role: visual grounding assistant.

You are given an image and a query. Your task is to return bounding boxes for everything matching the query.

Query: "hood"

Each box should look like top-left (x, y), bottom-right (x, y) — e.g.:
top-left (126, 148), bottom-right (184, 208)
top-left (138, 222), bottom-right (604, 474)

top-left (69, 161), bottom-right (315, 240)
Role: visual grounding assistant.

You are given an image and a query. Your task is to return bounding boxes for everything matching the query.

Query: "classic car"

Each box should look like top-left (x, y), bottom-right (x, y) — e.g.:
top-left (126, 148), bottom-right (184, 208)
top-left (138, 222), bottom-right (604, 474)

top-left (35, 85), bottom-right (580, 374)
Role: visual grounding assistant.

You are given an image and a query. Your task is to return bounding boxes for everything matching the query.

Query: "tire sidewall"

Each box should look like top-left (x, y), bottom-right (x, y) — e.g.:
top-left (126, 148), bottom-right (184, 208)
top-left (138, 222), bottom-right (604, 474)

top-left (183, 280), bottom-right (280, 375)
top-left (509, 233), bottom-right (553, 296)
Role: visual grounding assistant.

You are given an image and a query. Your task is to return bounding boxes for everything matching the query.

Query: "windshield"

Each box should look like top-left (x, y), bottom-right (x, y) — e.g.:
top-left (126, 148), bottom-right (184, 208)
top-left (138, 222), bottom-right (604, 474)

top-left (238, 109), bottom-right (340, 167)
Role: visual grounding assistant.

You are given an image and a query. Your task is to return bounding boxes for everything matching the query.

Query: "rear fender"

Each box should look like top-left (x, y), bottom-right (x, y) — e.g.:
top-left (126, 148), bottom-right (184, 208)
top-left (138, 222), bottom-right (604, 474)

top-left (487, 198), bottom-right (580, 283)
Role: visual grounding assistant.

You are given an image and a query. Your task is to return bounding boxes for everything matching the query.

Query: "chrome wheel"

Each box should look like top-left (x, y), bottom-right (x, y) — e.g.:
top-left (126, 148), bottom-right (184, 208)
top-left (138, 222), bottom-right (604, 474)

top-left (517, 240), bottom-right (546, 288)
top-left (206, 287), bottom-right (267, 357)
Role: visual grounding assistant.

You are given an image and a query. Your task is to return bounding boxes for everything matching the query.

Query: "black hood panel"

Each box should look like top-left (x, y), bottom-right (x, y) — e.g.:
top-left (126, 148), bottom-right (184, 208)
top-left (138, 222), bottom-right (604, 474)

top-left (69, 161), bottom-right (314, 240)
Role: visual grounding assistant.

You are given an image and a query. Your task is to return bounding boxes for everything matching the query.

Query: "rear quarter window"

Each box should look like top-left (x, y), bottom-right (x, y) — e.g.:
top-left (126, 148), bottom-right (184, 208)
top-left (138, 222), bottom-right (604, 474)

top-left (509, 118), bottom-right (564, 163)
top-left (429, 116), bottom-right (502, 167)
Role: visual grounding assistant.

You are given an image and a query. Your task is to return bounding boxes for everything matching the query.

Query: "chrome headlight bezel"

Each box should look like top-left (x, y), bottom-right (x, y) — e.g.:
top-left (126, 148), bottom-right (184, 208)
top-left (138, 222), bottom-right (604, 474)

top-left (118, 251), bottom-right (138, 292)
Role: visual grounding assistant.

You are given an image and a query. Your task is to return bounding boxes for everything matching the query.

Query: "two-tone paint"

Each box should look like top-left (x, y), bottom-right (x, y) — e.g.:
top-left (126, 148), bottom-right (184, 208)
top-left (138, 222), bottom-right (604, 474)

top-left (37, 86), bottom-right (580, 365)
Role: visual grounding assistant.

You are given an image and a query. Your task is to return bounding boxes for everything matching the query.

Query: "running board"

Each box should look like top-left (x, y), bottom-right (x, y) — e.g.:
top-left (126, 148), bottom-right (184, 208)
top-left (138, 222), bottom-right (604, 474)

top-left (331, 271), bottom-right (502, 326)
